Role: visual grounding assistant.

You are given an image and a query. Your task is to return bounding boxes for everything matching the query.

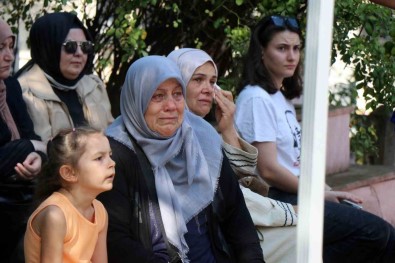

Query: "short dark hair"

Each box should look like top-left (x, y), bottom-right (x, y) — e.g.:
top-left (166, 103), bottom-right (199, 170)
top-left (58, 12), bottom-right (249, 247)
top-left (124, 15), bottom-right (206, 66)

top-left (237, 15), bottom-right (303, 100)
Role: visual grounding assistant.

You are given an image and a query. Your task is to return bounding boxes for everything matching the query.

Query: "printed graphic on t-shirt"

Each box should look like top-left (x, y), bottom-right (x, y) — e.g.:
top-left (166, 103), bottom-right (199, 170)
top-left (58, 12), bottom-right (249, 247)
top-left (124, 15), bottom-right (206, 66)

top-left (285, 110), bottom-right (301, 167)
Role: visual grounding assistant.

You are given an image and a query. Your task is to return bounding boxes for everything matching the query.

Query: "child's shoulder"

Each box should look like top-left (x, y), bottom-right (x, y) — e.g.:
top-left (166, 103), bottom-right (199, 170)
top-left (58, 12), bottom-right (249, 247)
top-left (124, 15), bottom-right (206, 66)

top-left (92, 198), bottom-right (106, 211)
top-left (31, 203), bottom-right (66, 238)
top-left (36, 204), bottom-right (66, 224)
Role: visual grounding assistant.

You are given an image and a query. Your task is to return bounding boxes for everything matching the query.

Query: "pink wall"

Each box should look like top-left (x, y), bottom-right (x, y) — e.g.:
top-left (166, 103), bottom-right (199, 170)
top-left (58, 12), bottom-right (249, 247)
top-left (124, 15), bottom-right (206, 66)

top-left (346, 178), bottom-right (395, 226)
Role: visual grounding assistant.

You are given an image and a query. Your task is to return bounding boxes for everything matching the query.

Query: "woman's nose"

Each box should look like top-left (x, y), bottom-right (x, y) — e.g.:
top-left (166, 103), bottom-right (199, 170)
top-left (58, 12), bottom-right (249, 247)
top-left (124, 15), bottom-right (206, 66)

top-left (74, 45), bottom-right (84, 55)
top-left (4, 47), bottom-right (14, 62)
top-left (202, 81), bottom-right (213, 94)
top-left (288, 50), bottom-right (297, 61)
top-left (163, 96), bottom-right (178, 110)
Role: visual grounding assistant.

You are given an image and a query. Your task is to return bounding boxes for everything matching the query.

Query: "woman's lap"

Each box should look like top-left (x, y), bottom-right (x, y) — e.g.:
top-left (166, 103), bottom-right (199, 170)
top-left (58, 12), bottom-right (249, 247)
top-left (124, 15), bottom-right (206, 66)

top-left (268, 187), bottom-right (395, 263)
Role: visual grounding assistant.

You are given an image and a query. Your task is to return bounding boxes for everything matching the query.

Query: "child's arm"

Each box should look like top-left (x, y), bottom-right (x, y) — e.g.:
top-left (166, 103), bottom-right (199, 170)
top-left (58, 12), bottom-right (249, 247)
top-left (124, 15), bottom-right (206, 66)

top-left (91, 211), bottom-right (109, 263)
top-left (32, 205), bottom-right (66, 263)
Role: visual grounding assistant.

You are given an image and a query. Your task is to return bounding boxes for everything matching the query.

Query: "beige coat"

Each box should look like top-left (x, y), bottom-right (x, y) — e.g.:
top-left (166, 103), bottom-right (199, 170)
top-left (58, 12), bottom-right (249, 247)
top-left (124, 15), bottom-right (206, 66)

top-left (18, 64), bottom-right (113, 141)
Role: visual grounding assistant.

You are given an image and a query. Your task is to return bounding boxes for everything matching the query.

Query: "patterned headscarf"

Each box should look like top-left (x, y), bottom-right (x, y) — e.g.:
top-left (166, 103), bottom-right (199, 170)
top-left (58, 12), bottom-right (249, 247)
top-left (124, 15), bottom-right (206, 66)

top-left (106, 55), bottom-right (223, 261)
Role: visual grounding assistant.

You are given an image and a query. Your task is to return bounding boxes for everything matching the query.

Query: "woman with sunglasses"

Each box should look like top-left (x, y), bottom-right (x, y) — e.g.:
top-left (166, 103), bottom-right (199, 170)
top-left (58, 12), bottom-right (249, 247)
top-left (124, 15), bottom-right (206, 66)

top-left (16, 12), bottom-right (113, 142)
top-left (235, 15), bottom-right (395, 262)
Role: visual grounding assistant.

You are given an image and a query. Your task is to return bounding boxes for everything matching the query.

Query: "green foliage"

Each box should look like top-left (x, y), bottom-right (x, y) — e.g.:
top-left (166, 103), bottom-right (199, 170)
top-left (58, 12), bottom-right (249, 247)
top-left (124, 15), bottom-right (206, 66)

top-left (350, 114), bottom-right (379, 164)
top-left (334, 0), bottom-right (395, 112)
top-left (329, 82), bottom-right (358, 108)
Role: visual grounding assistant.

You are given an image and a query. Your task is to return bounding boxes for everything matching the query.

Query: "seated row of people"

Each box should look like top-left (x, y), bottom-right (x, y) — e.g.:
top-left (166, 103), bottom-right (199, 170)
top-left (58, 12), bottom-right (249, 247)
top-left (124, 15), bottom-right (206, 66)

top-left (1, 11), bottom-right (394, 263)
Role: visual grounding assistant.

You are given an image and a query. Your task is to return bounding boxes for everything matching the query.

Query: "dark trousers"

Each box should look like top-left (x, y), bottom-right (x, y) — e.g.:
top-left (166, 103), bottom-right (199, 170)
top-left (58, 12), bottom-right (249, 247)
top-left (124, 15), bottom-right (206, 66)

top-left (269, 187), bottom-right (395, 263)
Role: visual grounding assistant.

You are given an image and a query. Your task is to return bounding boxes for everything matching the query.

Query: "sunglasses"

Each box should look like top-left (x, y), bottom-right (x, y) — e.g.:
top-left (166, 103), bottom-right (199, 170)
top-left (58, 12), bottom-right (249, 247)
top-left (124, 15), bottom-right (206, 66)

top-left (270, 15), bottom-right (299, 29)
top-left (62, 41), bottom-right (94, 54)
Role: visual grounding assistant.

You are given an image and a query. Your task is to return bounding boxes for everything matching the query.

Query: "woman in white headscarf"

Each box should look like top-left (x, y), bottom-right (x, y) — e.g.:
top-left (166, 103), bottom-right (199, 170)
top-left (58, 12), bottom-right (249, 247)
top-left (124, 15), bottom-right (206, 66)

top-left (168, 48), bottom-right (297, 263)
top-left (98, 55), bottom-right (264, 263)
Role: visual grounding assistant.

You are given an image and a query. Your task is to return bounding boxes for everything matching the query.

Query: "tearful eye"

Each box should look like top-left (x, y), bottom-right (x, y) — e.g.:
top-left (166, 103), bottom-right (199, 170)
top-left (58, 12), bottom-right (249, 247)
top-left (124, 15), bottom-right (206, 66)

top-left (152, 94), bottom-right (165, 102)
top-left (172, 92), bottom-right (183, 101)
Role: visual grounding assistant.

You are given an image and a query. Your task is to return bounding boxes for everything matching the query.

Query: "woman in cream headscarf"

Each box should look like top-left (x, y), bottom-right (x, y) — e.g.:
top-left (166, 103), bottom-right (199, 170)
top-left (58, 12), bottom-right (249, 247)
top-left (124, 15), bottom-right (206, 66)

top-left (168, 48), bottom-right (297, 263)
top-left (0, 17), bottom-right (46, 262)
top-left (98, 55), bottom-right (264, 263)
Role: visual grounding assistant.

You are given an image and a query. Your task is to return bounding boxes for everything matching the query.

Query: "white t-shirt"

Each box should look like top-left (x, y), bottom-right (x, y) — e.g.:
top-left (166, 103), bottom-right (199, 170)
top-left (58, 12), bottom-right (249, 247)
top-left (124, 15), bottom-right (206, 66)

top-left (235, 85), bottom-right (302, 176)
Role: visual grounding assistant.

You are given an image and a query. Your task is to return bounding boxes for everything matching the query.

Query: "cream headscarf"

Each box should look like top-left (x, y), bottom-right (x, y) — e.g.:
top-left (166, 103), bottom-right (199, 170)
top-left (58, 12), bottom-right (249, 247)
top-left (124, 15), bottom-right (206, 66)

top-left (167, 48), bottom-right (217, 89)
top-left (0, 18), bottom-right (19, 140)
top-left (106, 56), bottom-right (223, 261)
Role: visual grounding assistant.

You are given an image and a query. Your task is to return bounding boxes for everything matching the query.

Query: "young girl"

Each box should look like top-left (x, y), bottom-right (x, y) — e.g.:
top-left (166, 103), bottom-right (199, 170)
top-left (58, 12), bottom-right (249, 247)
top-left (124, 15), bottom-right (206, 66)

top-left (24, 127), bottom-right (115, 263)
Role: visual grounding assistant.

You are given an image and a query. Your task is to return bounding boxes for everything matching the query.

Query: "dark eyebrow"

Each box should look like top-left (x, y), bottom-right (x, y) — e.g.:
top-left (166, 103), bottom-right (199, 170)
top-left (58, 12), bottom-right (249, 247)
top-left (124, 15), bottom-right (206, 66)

top-left (192, 73), bottom-right (218, 79)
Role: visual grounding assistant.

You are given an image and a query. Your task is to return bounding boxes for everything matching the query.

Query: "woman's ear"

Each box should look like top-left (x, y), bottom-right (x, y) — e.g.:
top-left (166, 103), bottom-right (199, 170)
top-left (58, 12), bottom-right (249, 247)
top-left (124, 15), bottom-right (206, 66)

top-left (59, 164), bottom-right (78, 183)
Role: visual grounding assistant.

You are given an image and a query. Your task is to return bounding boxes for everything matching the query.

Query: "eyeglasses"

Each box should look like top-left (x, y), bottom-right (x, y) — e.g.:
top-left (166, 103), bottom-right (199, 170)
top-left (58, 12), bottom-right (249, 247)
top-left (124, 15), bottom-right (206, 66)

top-left (270, 15), bottom-right (299, 29)
top-left (62, 41), bottom-right (94, 54)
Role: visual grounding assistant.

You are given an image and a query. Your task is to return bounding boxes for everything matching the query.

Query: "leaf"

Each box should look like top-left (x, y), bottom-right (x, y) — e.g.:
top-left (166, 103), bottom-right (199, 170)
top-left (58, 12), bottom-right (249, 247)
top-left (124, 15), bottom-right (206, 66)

top-left (364, 21), bottom-right (373, 36)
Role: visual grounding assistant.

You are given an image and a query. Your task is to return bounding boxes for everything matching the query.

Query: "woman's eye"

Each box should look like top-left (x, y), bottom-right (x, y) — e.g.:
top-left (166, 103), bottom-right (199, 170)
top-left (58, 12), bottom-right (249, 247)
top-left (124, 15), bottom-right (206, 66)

top-left (95, 156), bottom-right (103, 161)
top-left (172, 92), bottom-right (183, 101)
top-left (152, 94), bottom-right (165, 102)
top-left (193, 78), bottom-right (202, 83)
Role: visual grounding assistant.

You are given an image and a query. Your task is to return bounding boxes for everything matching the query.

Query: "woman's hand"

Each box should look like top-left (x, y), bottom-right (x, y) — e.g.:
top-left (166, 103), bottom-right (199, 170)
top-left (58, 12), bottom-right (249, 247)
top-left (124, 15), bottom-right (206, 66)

top-left (14, 152), bottom-right (42, 180)
top-left (214, 88), bottom-right (236, 135)
top-left (324, 190), bottom-right (363, 204)
top-left (213, 88), bottom-right (242, 148)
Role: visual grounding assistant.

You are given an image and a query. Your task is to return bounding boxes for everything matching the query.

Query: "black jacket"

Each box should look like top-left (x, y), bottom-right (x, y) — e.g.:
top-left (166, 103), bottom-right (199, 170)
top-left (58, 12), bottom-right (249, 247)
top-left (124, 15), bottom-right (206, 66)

top-left (0, 77), bottom-right (43, 180)
top-left (98, 137), bottom-right (264, 263)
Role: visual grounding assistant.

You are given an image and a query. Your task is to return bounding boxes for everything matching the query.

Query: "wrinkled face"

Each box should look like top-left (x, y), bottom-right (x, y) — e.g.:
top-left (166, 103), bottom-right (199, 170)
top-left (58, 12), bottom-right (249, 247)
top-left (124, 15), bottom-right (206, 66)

top-left (186, 62), bottom-right (217, 117)
top-left (59, 28), bottom-right (88, 80)
top-left (144, 78), bottom-right (185, 137)
top-left (262, 30), bottom-right (301, 88)
top-left (0, 36), bottom-right (14, 80)
top-left (75, 133), bottom-right (115, 194)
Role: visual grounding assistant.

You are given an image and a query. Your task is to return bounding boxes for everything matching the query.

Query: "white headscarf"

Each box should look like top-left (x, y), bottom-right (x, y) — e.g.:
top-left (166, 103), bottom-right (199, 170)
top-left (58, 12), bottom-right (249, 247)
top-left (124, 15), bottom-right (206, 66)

top-left (167, 48), bottom-right (217, 86)
top-left (106, 56), bottom-right (223, 261)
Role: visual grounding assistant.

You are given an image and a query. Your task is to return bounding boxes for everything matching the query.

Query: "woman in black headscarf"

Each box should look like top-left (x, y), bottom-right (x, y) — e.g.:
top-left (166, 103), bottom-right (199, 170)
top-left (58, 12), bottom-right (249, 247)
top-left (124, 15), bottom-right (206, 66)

top-left (16, 12), bottom-right (113, 142)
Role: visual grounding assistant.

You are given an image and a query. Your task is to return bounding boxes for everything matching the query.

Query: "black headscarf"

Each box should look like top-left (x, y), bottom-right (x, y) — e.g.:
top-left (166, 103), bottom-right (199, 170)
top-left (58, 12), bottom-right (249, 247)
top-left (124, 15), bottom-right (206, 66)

top-left (18, 12), bottom-right (94, 86)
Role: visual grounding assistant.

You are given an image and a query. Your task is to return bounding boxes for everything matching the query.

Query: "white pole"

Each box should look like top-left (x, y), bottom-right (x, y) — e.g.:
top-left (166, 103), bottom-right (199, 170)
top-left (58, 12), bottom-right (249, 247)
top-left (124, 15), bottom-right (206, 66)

top-left (297, 0), bottom-right (335, 262)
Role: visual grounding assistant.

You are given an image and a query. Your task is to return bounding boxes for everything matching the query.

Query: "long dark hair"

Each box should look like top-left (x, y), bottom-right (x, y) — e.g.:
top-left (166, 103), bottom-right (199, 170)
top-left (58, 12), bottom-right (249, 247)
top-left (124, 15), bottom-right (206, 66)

top-left (237, 15), bottom-right (303, 100)
top-left (34, 126), bottom-right (102, 204)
